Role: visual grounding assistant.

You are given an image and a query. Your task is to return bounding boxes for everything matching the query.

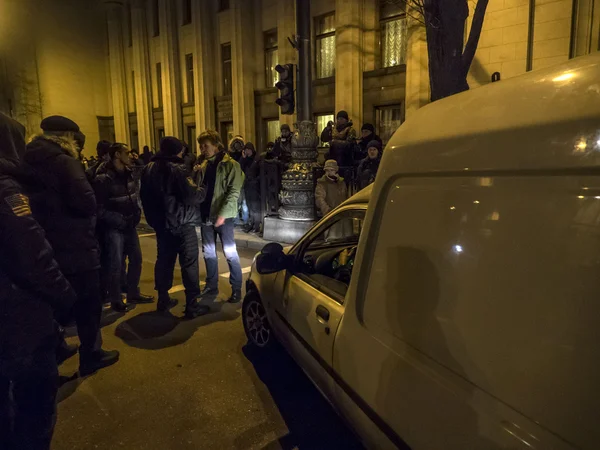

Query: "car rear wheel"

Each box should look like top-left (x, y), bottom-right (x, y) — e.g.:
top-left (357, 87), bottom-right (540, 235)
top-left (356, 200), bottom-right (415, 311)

top-left (242, 293), bottom-right (274, 349)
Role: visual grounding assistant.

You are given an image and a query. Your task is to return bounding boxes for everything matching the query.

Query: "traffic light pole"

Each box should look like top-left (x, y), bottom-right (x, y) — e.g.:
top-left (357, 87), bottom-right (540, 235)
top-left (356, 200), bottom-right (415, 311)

top-left (297, 0), bottom-right (312, 121)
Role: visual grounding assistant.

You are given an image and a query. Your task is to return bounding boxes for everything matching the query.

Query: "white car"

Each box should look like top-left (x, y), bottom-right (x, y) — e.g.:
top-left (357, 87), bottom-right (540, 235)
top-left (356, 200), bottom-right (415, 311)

top-left (242, 53), bottom-right (600, 450)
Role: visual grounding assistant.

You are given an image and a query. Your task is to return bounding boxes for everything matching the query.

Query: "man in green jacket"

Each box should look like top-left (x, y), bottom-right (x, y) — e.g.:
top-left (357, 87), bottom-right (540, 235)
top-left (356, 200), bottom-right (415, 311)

top-left (195, 130), bottom-right (244, 303)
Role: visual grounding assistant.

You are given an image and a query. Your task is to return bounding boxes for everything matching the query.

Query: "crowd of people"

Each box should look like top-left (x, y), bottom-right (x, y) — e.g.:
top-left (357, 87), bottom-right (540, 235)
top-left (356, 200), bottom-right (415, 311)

top-left (0, 108), bottom-right (384, 449)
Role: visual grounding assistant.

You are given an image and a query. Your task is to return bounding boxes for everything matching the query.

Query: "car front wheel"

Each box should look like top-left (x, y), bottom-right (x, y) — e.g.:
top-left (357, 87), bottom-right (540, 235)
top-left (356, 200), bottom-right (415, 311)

top-left (242, 293), bottom-right (274, 349)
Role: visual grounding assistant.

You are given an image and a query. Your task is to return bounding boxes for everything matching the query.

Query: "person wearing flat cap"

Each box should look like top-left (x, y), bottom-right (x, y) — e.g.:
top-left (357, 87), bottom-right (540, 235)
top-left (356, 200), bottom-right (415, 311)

top-left (23, 115), bottom-right (120, 377)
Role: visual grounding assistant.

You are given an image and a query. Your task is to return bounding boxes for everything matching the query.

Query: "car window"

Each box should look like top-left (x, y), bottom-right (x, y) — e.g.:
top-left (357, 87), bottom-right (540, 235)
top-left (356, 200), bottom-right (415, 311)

top-left (295, 209), bottom-right (366, 302)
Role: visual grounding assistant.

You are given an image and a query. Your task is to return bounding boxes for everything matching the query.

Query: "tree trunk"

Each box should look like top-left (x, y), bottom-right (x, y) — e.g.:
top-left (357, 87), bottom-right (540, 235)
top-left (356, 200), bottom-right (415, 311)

top-left (462, 0), bottom-right (489, 78)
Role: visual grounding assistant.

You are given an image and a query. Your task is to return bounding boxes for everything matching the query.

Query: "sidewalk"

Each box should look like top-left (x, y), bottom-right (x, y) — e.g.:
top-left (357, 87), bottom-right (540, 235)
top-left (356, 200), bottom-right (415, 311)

top-left (137, 220), bottom-right (271, 252)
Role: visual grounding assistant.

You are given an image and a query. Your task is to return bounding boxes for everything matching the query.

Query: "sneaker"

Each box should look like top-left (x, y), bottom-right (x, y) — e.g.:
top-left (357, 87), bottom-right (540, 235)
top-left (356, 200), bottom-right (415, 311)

top-left (200, 286), bottom-right (219, 297)
top-left (227, 290), bottom-right (243, 304)
top-left (56, 341), bottom-right (78, 365)
top-left (112, 300), bottom-right (136, 313)
top-left (79, 349), bottom-right (120, 376)
top-left (157, 296), bottom-right (178, 312)
top-left (184, 301), bottom-right (211, 319)
top-left (127, 293), bottom-right (155, 304)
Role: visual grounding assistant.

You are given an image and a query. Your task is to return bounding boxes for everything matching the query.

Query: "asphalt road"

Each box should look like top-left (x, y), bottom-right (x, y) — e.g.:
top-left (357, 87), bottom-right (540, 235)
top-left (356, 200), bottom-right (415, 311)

top-left (53, 231), bottom-right (364, 450)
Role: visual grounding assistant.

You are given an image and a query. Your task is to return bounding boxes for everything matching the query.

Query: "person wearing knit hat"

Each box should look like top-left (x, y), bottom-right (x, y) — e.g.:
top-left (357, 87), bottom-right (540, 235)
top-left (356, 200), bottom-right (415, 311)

top-left (357, 139), bottom-right (383, 190)
top-left (24, 116), bottom-right (121, 375)
top-left (140, 136), bottom-right (209, 316)
top-left (315, 159), bottom-right (347, 217)
top-left (357, 122), bottom-right (382, 163)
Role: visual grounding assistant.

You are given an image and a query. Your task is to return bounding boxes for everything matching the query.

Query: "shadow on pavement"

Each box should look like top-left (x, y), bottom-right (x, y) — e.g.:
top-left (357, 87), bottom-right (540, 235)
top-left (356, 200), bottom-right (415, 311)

top-left (114, 301), bottom-right (241, 350)
top-left (239, 343), bottom-right (364, 450)
top-left (64, 308), bottom-right (128, 338)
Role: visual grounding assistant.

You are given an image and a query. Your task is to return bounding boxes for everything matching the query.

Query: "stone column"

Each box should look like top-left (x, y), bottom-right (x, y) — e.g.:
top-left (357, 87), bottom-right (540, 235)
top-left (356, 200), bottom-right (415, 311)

top-left (404, 18), bottom-right (430, 118)
top-left (158, 0), bottom-right (182, 137)
top-left (192, 0), bottom-right (216, 134)
top-left (131, 0), bottom-right (153, 149)
top-left (335, 0), bottom-right (364, 127)
top-left (277, 0), bottom-right (297, 129)
top-left (105, 1), bottom-right (130, 144)
top-left (231, 0), bottom-right (256, 142)
top-left (363, 0), bottom-right (377, 72)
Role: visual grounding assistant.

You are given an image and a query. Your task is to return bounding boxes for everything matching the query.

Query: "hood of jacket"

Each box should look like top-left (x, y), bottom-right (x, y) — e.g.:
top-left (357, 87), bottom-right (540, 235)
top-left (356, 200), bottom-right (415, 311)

top-left (0, 113), bottom-right (28, 178)
top-left (25, 134), bottom-right (79, 165)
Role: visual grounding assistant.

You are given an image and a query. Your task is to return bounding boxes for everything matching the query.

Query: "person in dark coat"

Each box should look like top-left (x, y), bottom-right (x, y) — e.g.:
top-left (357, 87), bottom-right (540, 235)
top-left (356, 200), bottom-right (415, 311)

top-left (320, 120), bottom-right (334, 145)
top-left (140, 137), bottom-right (209, 317)
top-left (86, 140), bottom-right (111, 181)
top-left (181, 143), bottom-right (197, 175)
top-left (240, 142), bottom-right (257, 232)
top-left (243, 144), bottom-right (263, 233)
top-left (357, 140), bottom-right (382, 190)
top-left (356, 123), bottom-right (382, 163)
top-left (141, 145), bottom-right (153, 165)
top-left (0, 113), bottom-right (77, 450)
top-left (228, 135), bottom-right (245, 162)
top-left (94, 143), bottom-right (153, 312)
top-left (23, 115), bottom-right (119, 377)
top-left (273, 124), bottom-right (292, 165)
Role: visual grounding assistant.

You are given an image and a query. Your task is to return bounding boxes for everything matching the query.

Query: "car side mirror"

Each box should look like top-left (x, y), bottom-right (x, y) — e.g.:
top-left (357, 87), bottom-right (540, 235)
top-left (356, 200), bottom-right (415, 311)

top-left (256, 243), bottom-right (290, 275)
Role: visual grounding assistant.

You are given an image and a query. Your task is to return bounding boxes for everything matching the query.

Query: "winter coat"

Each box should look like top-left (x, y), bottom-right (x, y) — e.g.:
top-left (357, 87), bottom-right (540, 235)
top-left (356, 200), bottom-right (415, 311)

top-left (93, 161), bottom-right (141, 231)
top-left (23, 134), bottom-right (100, 275)
top-left (329, 122), bottom-right (357, 168)
top-left (194, 151), bottom-right (244, 222)
top-left (321, 126), bottom-right (333, 144)
top-left (140, 152), bottom-right (205, 232)
top-left (357, 156), bottom-right (381, 190)
top-left (86, 159), bottom-right (106, 182)
top-left (0, 114), bottom-right (77, 362)
top-left (243, 155), bottom-right (262, 205)
top-left (315, 174), bottom-right (348, 216)
top-left (356, 133), bottom-right (382, 163)
top-left (273, 137), bottom-right (292, 165)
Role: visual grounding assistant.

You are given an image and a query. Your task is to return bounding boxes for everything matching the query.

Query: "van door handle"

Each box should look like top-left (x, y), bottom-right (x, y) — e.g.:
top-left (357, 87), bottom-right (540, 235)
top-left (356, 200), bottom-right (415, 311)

top-left (316, 305), bottom-right (330, 322)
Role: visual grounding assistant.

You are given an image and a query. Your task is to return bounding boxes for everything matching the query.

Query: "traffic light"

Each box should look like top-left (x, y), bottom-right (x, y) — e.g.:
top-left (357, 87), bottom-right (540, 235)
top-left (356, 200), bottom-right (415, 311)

top-left (275, 64), bottom-right (294, 115)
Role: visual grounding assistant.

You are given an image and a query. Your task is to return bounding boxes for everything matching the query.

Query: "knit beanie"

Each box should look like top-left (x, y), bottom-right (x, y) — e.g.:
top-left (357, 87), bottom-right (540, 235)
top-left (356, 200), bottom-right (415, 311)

top-left (160, 136), bottom-right (184, 156)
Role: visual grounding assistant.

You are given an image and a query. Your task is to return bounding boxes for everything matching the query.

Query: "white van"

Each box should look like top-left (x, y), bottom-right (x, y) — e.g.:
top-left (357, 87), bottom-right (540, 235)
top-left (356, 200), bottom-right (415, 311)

top-left (242, 53), bottom-right (600, 449)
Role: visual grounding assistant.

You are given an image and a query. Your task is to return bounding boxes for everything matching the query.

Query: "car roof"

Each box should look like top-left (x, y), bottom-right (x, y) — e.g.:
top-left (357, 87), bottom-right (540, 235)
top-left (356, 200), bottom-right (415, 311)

top-left (382, 53), bottom-right (600, 175)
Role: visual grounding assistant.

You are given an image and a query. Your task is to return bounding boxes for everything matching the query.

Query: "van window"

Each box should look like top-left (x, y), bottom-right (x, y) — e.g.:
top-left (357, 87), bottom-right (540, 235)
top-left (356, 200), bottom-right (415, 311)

top-left (295, 209), bottom-right (366, 302)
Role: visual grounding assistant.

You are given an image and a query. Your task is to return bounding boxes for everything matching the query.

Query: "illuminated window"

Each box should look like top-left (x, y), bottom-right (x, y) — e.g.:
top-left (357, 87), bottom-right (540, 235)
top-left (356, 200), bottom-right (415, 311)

top-left (316, 113), bottom-right (334, 146)
top-left (182, 0), bottom-right (192, 25)
top-left (185, 53), bottom-right (194, 103)
top-left (315, 13), bottom-right (336, 79)
top-left (375, 105), bottom-right (403, 144)
top-left (264, 29), bottom-right (279, 88)
top-left (222, 43), bottom-right (232, 96)
top-left (265, 119), bottom-right (280, 144)
top-left (152, 0), bottom-right (159, 37)
top-left (380, 0), bottom-right (407, 67)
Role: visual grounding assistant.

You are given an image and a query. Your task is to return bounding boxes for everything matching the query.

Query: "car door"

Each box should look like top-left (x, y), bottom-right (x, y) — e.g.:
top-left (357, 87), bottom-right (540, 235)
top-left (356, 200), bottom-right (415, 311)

top-left (273, 207), bottom-right (367, 400)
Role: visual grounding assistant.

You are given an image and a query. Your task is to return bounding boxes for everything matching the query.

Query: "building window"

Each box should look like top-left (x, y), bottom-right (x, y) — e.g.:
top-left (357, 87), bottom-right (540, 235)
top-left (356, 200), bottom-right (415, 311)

top-left (186, 125), bottom-right (197, 150)
top-left (264, 29), bottom-right (279, 88)
top-left (156, 62), bottom-right (163, 108)
top-left (570, 0), bottom-right (600, 57)
top-left (185, 53), bottom-right (194, 103)
top-left (220, 121), bottom-right (234, 147)
top-left (265, 119), bottom-right (280, 144)
top-left (152, 0), bottom-right (160, 37)
top-left (157, 127), bottom-right (165, 144)
top-left (375, 105), bottom-right (403, 144)
top-left (222, 43), bottom-right (232, 96)
top-left (127, 3), bottom-right (133, 47)
top-left (182, 0), bottom-right (192, 25)
top-left (380, 0), bottom-right (407, 67)
top-left (315, 13), bottom-right (336, 79)
top-left (316, 113), bottom-right (334, 146)
top-left (218, 0), bottom-right (230, 12)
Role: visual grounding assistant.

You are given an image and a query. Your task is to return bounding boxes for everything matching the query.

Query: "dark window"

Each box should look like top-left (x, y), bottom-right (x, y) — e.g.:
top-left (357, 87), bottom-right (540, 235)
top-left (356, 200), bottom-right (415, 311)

top-left (375, 104), bottom-right (403, 144)
top-left (218, 0), bottom-right (230, 12)
top-left (315, 13), bottom-right (336, 79)
top-left (220, 121), bottom-right (233, 147)
top-left (185, 53), bottom-right (194, 103)
top-left (222, 43), bottom-right (232, 96)
top-left (157, 127), bottom-right (165, 143)
top-left (380, 0), bottom-right (407, 67)
top-left (186, 125), bottom-right (197, 150)
top-left (182, 0), bottom-right (192, 25)
top-left (152, 0), bottom-right (160, 37)
top-left (264, 29), bottom-right (278, 88)
top-left (156, 63), bottom-right (163, 108)
top-left (127, 3), bottom-right (133, 47)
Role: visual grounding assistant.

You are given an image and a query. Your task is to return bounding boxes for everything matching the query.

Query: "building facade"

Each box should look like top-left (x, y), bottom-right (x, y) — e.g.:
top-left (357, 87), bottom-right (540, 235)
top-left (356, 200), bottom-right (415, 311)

top-left (1, 0), bottom-right (599, 156)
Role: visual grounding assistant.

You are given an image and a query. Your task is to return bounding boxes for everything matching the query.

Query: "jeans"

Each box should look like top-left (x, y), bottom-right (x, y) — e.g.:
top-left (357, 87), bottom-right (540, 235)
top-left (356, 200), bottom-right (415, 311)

top-left (201, 219), bottom-right (242, 291)
top-left (105, 227), bottom-right (142, 303)
top-left (241, 196), bottom-right (249, 224)
top-left (0, 347), bottom-right (59, 450)
top-left (155, 225), bottom-right (201, 305)
top-left (66, 271), bottom-right (103, 355)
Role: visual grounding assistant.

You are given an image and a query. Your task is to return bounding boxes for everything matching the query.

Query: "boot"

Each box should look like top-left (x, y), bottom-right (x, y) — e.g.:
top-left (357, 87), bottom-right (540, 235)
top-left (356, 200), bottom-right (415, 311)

top-left (157, 296), bottom-right (178, 312)
top-left (127, 293), bottom-right (155, 304)
top-left (112, 299), bottom-right (136, 313)
top-left (79, 349), bottom-right (120, 377)
top-left (200, 286), bottom-right (219, 298)
top-left (227, 290), bottom-right (243, 304)
top-left (184, 300), bottom-right (211, 319)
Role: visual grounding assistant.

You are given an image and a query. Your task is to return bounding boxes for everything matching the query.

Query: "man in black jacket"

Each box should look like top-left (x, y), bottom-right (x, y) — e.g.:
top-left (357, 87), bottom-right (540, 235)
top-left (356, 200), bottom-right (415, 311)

top-left (94, 143), bottom-right (153, 312)
top-left (0, 113), bottom-right (77, 450)
top-left (23, 115), bottom-right (119, 377)
top-left (140, 137), bottom-right (209, 317)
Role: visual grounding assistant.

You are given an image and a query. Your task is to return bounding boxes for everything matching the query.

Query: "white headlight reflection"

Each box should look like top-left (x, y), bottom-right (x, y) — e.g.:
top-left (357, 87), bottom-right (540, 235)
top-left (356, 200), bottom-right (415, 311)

top-left (453, 244), bottom-right (464, 254)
